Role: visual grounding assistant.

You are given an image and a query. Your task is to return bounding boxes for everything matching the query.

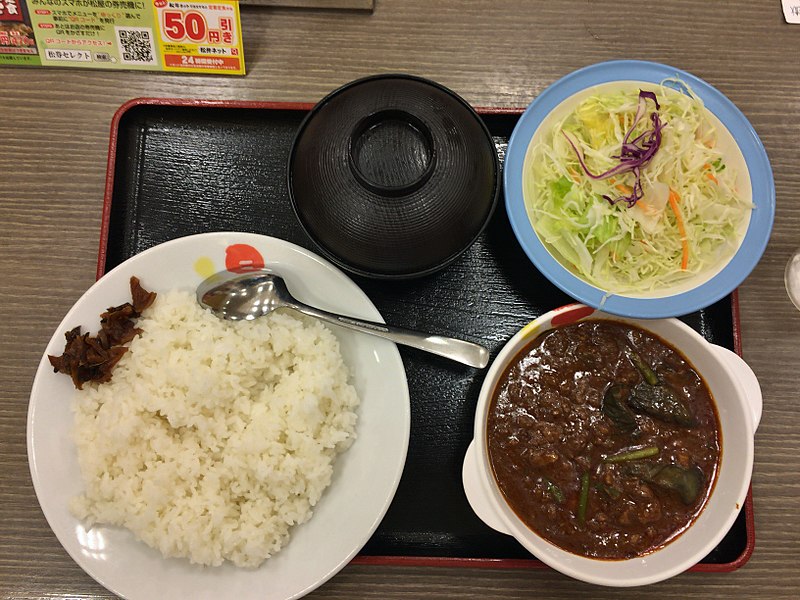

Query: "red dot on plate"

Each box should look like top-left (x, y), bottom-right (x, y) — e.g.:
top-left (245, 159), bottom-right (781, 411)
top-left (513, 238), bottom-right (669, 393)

top-left (550, 304), bottom-right (595, 327)
top-left (225, 244), bottom-right (265, 271)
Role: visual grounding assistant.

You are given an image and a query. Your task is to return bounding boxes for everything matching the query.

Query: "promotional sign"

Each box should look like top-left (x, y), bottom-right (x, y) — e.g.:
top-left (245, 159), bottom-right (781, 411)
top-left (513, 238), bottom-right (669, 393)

top-left (0, 0), bottom-right (245, 74)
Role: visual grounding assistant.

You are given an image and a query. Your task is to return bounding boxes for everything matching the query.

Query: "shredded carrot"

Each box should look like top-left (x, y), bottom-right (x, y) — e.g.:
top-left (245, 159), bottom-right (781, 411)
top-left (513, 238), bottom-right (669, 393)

top-left (615, 183), bottom-right (633, 194)
top-left (568, 168), bottom-right (581, 183)
top-left (668, 188), bottom-right (689, 270)
top-left (703, 163), bottom-right (718, 184)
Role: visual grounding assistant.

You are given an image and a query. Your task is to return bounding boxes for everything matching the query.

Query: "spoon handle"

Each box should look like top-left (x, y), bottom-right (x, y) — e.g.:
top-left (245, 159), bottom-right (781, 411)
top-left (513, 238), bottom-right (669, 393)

top-left (287, 302), bottom-right (490, 369)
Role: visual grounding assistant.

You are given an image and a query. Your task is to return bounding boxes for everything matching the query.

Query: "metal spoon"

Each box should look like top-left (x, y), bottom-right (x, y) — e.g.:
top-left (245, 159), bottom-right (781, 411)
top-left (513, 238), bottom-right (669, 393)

top-left (197, 270), bottom-right (490, 368)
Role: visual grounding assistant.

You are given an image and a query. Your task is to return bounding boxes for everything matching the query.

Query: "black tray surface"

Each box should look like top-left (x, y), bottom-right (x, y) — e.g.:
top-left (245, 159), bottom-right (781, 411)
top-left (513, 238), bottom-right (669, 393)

top-left (106, 103), bottom-right (747, 565)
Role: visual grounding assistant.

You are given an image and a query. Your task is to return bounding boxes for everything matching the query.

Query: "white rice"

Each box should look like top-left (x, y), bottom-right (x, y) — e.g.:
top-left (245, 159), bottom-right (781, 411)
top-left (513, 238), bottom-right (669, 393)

top-left (70, 289), bottom-right (360, 567)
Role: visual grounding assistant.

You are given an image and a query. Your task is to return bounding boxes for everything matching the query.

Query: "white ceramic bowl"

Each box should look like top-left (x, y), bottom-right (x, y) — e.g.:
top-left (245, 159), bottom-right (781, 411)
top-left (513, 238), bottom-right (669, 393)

top-left (462, 303), bottom-right (761, 587)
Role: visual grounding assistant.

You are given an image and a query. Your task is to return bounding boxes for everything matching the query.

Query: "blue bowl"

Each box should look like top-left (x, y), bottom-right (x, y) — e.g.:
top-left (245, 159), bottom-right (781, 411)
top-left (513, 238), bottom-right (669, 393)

top-left (504, 60), bottom-right (774, 318)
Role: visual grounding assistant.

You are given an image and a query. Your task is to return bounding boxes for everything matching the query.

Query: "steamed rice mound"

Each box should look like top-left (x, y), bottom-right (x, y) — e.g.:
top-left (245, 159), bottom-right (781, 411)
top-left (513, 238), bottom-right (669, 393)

top-left (70, 289), bottom-right (360, 567)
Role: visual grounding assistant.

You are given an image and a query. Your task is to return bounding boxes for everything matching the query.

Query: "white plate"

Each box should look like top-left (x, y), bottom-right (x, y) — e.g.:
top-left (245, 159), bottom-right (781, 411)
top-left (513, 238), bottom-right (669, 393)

top-left (27, 232), bottom-right (411, 600)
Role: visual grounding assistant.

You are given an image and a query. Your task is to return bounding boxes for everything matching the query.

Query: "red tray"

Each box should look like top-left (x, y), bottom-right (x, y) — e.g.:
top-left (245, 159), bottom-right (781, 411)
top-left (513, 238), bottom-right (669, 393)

top-left (99, 97), bottom-right (755, 573)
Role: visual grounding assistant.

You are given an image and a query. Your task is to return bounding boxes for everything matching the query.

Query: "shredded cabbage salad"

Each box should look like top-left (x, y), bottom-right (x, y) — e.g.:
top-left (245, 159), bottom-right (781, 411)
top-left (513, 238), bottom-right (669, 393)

top-left (525, 80), bottom-right (752, 294)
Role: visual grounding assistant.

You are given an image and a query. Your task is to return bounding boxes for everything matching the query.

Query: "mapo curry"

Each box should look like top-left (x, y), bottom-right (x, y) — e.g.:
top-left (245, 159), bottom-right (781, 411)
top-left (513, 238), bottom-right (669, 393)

top-left (487, 320), bottom-right (720, 559)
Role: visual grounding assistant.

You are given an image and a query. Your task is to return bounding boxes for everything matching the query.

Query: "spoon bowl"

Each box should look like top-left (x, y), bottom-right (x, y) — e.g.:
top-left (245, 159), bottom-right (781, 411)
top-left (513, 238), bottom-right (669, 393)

top-left (198, 269), bottom-right (295, 321)
top-left (197, 269), bottom-right (490, 368)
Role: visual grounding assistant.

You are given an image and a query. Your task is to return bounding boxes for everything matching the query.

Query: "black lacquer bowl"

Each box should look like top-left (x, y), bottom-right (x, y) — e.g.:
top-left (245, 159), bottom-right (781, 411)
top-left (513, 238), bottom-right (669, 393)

top-left (288, 74), bottom-right (500, 279)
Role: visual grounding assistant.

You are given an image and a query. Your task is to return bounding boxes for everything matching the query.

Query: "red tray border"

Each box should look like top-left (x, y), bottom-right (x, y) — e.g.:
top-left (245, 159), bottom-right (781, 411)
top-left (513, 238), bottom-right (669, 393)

top-left (99, 97), bottom-right (756, 573)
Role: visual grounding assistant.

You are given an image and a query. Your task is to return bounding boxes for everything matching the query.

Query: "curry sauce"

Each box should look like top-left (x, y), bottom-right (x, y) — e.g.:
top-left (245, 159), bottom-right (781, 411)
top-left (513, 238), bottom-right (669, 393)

top-left (487, 320), bottom-right (720, 559)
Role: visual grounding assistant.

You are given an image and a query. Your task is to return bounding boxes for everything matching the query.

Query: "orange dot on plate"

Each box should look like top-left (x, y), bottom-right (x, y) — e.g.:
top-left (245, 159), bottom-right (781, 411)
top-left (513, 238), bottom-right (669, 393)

top-left (225, 244), bottom-right (265, 271)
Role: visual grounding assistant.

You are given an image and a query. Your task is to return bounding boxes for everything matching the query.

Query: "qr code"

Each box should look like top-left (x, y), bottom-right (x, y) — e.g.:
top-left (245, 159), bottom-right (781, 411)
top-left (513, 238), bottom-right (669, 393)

top-left (115, 27), bottom-right (157, 65)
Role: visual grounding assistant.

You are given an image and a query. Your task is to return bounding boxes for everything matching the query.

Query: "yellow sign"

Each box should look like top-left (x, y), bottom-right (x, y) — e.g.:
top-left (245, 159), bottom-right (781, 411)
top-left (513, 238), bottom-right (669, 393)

top-left (0, 0), bottom-right (245, 74)
top-left (153, 0), bottom-right (244, 74)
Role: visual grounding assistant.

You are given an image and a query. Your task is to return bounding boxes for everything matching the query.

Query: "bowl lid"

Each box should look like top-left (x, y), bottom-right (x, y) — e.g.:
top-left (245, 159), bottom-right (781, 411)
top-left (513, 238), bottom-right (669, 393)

top-left (288, 74), bottom-right (500, 279)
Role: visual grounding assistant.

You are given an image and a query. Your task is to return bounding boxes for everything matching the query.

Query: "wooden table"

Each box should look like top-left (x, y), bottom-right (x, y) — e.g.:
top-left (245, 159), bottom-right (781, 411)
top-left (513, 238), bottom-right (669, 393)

top-left (2, 1), bottom-right (798, 597)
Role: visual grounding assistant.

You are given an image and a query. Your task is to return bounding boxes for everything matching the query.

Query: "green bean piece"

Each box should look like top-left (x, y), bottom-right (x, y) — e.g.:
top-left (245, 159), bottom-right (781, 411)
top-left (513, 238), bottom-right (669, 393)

top-left (626, 347), bottom-right (659, 385)
top-left (544, 478), bottom-right (565, 504)
top-left (577, 472), bottom-right (590, 524)
top-left (604, 445), bottom-right (660, 463)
